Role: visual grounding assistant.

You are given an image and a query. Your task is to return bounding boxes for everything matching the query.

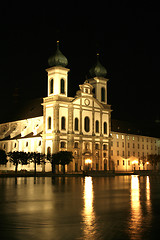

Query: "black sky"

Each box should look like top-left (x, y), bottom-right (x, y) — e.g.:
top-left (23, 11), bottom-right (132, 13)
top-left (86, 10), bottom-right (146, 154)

top-left (0, 2), bottom-right (160, 124)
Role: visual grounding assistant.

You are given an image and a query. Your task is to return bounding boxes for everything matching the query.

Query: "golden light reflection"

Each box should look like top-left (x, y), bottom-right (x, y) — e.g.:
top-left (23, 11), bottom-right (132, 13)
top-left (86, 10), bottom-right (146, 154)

top-left (146, 176), bottom-right (151, 210)
top-left (82, 176), bottom-right (97, 239)
top-left (129, 176), bottom-right (152, 239)
top-left (129, 175), bottom-right (142, 239)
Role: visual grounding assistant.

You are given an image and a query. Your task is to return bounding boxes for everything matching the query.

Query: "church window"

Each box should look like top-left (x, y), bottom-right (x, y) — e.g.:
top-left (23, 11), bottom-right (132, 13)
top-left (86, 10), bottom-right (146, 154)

top-left (85, 88), bottom-right (88, 93)
top-left (84, 116), bottom-right (90, 132)
top-left (95, 143), bottom-right (99, 150)
top-left (50, 79), bottom-right (53, 94)
top-left (74, 142), bottom-right (78, 148)
top-left (60, 141), bottom-right (66, 148)
top-left (103, 144), bottom-right (107, 150)
top-left (101, 87), bottom-right (105, 102)
top-left (60, 79), bottom-right (65, 94)
top-left (75, 118), bottom-right (79, 131)
top-left (39, 141), bottom-right (41, 146)
top-left (61, 117), bottom-right (66, 130)
top-left (14, 143), bottom-right (17, 148)
top-left (26, 142), bottom-right (28, 147)
top-left (48, 117), bottom-right (51, 130)
top-left (104, 122), bottom-right (107, 134)
top-left (95, 120), bottom-right (99, 133)
top-left (85, 143), bottom-right (89, 150)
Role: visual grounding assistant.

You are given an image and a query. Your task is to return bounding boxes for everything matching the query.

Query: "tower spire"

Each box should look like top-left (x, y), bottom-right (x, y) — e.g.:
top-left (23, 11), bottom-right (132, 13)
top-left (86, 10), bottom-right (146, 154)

top-left (48, 41), bottom-right (68, 67)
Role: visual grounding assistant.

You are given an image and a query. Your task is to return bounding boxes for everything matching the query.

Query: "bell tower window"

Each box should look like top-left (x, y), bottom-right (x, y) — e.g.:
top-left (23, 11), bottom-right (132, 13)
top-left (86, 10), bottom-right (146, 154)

top-left (104, 122), bottom-right (107, 134)
top-left (48, 117), bottom-right (51, 130)
top-left (50, 79), bottom-right (53, 94)
top-left (101, 87), bottom-right (105, 102)
top-left (60, 79), bottom-right (65, 94)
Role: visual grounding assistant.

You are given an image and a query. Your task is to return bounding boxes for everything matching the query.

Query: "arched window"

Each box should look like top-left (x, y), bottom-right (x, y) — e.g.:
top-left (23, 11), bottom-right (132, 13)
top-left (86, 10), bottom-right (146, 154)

top-left (84, 116), bottom-right (90, 132)
top-left (60, 79), bottom-right (65, 94)
top-left (75, 118), bottom-right (79, 131)
top-left (50, 79), bottom-right (53, 94)
top-left (95, 120), bottom-right (99, 133)
top-left (104, 122), bottom-right (107, 134)
top-left (48, 117), bottom-right (51, 129)
top-left (61, 117), bottom-right (66, 130)
top-left (101, 87), bottom-right (105, 102)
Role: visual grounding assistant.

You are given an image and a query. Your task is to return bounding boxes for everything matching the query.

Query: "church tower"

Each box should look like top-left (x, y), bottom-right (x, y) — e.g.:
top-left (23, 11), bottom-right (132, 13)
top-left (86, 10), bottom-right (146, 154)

top-left (42, 41), bottom-right (72, 160)
top-left (46, 41), bottom-right (70, 97)
top-left (88, 53), bottom-right (108, 104)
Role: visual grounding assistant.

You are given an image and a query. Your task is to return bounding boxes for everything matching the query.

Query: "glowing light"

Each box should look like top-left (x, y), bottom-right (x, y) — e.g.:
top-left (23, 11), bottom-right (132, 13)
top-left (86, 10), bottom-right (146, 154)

top-left (146, 161), bottom-right (149, 165)
top-left (85, 159), bottom-right (92, 164)
top-left (132, 160), bottom-right (138, 165)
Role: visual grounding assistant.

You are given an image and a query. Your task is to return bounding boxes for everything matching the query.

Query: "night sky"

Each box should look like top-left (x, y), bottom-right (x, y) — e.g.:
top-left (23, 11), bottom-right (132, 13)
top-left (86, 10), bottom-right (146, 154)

top-left (0, 2), bottom-right (160, 125)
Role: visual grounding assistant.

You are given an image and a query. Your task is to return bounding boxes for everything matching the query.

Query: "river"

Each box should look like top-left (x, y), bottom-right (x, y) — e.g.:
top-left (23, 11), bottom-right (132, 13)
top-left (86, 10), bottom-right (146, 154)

top-left (0, 175), bottom-right (160, 240)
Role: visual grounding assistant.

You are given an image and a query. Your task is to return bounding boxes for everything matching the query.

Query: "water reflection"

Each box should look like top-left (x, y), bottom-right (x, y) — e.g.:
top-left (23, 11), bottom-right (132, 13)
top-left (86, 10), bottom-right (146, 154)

top-left (129, 175), bottom-right (152, 240)
top-left (129, 175), bottom-right (142, 239)
top-left (82, 176), bottom-right (98, 239)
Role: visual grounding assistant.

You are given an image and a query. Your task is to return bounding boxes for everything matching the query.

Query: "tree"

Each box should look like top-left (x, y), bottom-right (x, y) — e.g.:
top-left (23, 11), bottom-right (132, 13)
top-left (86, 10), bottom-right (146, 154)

top-left (48, 153), bottom-right (56, 174)
top-left (29, 152), bottom-right (45, 175)
top-left (8, 151), bottom-right (22, 173)
top-left (0, 149), bottom-right (8, 166)
top-left (8, 151), bottom-right (30, 173)
top-left (148, 154), bottom-right (160, 171)
top-left (140, 155), bottom-right (147, 170)
top-left (52, 151), bottom-right (74, 174)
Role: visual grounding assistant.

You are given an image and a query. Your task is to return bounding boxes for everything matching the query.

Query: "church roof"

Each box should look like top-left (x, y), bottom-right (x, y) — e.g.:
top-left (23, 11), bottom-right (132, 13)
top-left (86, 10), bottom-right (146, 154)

top-left (0, 98), bottom-right (43, 124)
top-left (48, 41), bottom-right (68, 67)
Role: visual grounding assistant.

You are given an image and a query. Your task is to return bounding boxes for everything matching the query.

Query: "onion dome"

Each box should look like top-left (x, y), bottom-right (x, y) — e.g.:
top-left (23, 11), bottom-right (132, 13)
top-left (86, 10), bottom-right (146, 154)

top-left (89, 53), bottom-right (107, 77)
top-left (48, 41), bottom-right (68, 67)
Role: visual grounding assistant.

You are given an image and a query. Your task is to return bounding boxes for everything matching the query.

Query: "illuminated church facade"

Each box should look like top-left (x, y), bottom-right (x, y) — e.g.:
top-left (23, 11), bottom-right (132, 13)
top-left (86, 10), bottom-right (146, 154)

top-left (0, 43), bottom-right (159, 172)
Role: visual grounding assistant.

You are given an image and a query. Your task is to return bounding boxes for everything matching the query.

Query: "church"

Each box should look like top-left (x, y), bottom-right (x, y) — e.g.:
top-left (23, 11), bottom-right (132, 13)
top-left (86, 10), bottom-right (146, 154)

top-left (0, 42), bottom-right (159, 172)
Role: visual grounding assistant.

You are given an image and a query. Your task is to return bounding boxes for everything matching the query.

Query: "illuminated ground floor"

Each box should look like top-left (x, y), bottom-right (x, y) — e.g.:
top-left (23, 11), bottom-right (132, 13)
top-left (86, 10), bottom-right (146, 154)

top-left (0, 132), bottom-right (159, 173)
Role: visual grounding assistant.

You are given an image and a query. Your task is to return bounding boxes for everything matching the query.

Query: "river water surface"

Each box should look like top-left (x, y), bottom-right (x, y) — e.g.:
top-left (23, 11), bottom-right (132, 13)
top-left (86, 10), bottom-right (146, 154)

top-left (0, 175), bottom-right (160, 240)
